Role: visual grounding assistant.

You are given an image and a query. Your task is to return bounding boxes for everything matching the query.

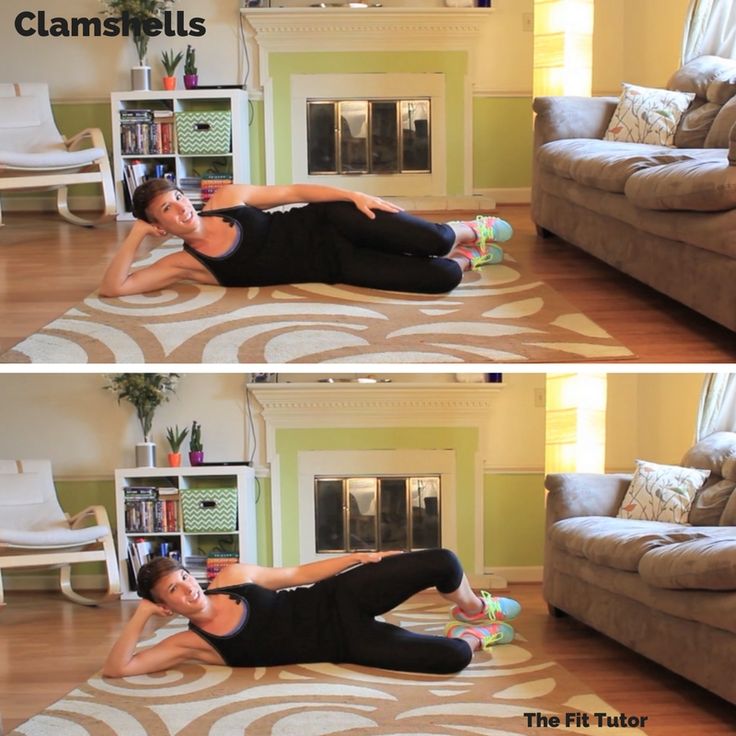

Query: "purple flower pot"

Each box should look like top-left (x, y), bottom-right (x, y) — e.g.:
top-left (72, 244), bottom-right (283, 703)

top-left (183, 74), bottom-right (198, 90)
top-left (189, 450), bottom-right (204, 466)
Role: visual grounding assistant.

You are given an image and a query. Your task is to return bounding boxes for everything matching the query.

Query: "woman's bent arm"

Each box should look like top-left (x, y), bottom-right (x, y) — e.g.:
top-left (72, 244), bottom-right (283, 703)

top-left (102, 600), bottom-right (193, 677)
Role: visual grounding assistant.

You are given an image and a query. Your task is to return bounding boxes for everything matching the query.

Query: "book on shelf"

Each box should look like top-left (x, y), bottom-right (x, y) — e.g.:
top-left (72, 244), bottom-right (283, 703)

top-left (120, 108), bottom-right (175, 155)
top-left (184, 555), bottom-right (208, 582)
top-left (201, 173), bottom-right (233, 203)
top-left (125, 497), bottom-right (179, 533)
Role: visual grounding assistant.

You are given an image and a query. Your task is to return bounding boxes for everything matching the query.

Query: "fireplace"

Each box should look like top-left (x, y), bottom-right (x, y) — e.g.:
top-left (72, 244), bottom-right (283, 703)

top-left (241, 7), bottom-right (493, 204)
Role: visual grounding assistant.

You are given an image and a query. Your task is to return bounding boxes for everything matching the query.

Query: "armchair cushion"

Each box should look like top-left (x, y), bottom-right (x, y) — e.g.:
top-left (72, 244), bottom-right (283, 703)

top-left (0, 524), bottom-right (110, 547)
top-left (0, 147), bottom-right (107, 169)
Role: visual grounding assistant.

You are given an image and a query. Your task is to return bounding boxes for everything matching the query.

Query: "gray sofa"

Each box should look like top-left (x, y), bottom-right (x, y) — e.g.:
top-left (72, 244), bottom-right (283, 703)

top-left (532, 55), bottom-right (736, 332)
top-left (543, 431), bottom-right (736, 705)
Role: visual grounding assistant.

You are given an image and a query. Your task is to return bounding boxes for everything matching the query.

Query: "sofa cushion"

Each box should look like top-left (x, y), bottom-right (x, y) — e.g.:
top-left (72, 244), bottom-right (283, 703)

top-left (617, 460), bottom-right (710, 523)
top-left (675, 100), bottom-right (722, 148)
top-left (667, 54), bottom-right (736, 102)
top-left (604, 84), bottom-right (695, 146)
top-left (688, 477), bottom-right (736, 525)
top-left (639, 537), bottom-right (736, 590)
top-left (549, 516), bottom-right (705, 572)
top-left (681, 431), bottom-right (736, 474)
top-left (537, 139), bottom-right (696, 193)
top-left (624, 153), bottom-right (736, 211)
top-left (704, 94), bottom-right (736, 148)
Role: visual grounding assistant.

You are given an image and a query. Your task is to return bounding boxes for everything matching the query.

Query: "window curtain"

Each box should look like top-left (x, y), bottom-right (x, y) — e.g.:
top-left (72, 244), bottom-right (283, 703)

top-left (682, 0), bottom-right (736, 63)
top-left (696, 373), bottom-right (736, 440)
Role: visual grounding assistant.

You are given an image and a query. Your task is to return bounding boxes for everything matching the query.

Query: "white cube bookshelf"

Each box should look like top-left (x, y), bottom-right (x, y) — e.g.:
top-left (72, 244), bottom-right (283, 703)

top-left (114, 465), bottom-right (257, 599)
top-left (110, 89), bottom-right (250, 220)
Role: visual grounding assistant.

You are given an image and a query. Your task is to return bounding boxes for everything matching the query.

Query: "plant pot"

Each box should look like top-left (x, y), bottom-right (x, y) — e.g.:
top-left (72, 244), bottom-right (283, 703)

top-left (135, 442), bottom-right (157, 467)
top-left (167, 452), bottom-right (182, 467)
top-left (162, 75), bottom-right (176, 90)
top-left (183, 73), bottom-right (198, 90)
top-left (189, 450), bottom-right (204, 466)
top-left (131, 66), bottom-right (152, 91)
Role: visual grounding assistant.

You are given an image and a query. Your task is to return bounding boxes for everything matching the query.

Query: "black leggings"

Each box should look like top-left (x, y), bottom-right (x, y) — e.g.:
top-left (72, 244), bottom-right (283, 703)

top-left (319, 203), bottom-right (462, 294)
top-left (331, 548), bottom-right (472, 674)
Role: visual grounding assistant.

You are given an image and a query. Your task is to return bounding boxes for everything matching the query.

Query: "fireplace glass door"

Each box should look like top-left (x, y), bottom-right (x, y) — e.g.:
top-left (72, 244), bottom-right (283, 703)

top-left (314, 475), bottom-right (440, 553)
top-left (307, 99), bottom-right (431, 175)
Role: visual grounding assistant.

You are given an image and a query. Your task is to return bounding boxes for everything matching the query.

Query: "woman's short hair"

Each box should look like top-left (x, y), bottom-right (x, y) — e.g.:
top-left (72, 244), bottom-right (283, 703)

top-left (132, 178), bottom-right (180, 223)
top-left (136, 556), bottom-right (185, 602)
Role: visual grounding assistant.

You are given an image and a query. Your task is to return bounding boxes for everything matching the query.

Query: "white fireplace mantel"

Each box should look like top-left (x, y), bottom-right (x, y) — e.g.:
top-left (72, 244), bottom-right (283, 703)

top-left (241, 7), bottom-right (492, 88)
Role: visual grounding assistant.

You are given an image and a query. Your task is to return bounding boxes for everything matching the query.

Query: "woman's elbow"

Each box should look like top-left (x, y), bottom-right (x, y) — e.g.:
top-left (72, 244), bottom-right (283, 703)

top-left (101, 663), bottom-right (125, 678)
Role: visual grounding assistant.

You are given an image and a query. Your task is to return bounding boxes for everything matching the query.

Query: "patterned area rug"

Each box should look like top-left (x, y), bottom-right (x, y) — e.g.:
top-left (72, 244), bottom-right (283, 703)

top-left (0, 245), bottom-right (634, 364)
top-left (10, 594), bottom-right (648, 736)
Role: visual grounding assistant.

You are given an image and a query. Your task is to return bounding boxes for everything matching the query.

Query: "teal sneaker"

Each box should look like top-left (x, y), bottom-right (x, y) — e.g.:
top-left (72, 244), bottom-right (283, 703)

top-left (451, 590), bottom-right (521, 623)
top-left (450, 215), bottom-right (514, 247)
top-left (445, 621), bottom-right (515, 650)
top-left (453, 243), bottom-right (504, 270)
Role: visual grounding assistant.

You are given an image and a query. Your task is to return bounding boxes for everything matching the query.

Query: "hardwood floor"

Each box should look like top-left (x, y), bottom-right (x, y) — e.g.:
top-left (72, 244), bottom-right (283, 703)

top-left (0, 207), bottom-right (734, 362)
top-left (0, 584), bottom-right (733, 734)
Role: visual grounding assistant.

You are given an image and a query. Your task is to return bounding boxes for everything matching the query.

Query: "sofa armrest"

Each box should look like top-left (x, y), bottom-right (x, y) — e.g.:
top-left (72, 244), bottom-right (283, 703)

top-left (544, 472), bottom-right (633, 526)
top-left (533, 96), bottom-right (619, 145)
top-left (730, 122), bottom-right (736, 165)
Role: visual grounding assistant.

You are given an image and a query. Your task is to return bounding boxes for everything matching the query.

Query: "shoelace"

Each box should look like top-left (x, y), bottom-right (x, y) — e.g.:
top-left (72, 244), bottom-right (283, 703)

top-left (480, 590), bottom-right (503, 620)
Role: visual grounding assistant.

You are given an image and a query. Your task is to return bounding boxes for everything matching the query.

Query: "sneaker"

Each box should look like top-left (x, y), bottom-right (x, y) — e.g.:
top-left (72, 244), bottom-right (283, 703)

top-left (445, 621), bottom-right (515, 650)
top-left (451, 590), bottom-right (521, 624)
top-left (451, 215), bottom-right (514, 247)
top-left (453, 243), bottom-right (504, 271)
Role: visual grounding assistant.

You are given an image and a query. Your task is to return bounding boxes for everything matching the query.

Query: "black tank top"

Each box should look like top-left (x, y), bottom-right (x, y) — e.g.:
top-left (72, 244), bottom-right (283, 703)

top-left (183, 205), bottom-right (344, 287)
top-left (187, 581), bottom-right (343, 667)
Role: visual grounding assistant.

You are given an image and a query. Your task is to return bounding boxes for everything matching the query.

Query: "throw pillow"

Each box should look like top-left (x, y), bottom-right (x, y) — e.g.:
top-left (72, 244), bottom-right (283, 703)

top-left (617, 460), bottom-right (710, 523)
top-left (604, 83), bottom-right (695, 147)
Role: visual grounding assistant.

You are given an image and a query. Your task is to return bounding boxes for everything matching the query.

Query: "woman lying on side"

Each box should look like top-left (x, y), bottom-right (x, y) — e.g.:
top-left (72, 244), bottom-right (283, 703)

top-left (103, 548), bottom-right (521, 677)
top-left (99, 180), bottom-right (513, 297)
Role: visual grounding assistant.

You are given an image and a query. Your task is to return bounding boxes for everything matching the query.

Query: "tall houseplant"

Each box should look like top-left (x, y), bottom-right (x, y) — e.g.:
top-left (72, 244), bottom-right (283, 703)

top-left (100, 0), bottom-right (177, 89)
top-left (105, 373), bottom-right (179, 466)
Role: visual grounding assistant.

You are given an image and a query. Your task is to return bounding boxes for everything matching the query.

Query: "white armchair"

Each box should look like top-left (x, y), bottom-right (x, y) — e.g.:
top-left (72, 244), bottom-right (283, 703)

top-left (0, 459), bottom-right (120, 606)
top-left (0, 82), bottom-right (116, 226)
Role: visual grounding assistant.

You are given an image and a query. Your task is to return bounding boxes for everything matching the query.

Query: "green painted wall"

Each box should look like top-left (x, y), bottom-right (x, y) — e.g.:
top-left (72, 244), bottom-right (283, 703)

top-left (274, 427), bottom-right (480, 570)
top-left (484, 473), bottom-right (545, 568)
top-left (473, 97), bottom-right (534, 189)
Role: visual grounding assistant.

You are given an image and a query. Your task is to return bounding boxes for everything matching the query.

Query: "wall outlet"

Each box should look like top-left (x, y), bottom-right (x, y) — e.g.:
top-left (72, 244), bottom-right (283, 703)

top-left (522, 12), bottom-right (534, 32)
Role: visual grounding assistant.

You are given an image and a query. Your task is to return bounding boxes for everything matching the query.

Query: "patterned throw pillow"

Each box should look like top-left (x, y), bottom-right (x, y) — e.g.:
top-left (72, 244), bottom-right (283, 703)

top-left (617, 460), bottom-right (710, 523)
top-left (603, 83), bottom-right (695, 146)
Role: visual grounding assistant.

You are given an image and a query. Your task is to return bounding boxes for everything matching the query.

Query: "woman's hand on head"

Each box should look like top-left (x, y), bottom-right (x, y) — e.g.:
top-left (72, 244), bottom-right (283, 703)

top-left (350, 192), bottom-right (404, 219)
top-left (132, 218), bottom-right (168, 240)
top-left (138, 598), bottom-right (174, 619)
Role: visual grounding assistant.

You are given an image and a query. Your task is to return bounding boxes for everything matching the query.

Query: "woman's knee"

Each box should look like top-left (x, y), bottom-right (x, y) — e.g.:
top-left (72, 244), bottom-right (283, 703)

top-left (424, 548), bottom-right (464, 593)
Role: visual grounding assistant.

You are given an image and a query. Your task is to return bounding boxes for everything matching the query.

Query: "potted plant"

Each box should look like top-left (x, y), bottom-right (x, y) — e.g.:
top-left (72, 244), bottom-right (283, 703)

top-left (100, 0), bottom-right (177, 90)
top-left (105, 373), bottom-right (179, 467)
top-left (161, 48), bottom-right (184, 90)
top-left (189, 420), bottom-right (204, 465)
top-left (183, 45), bottom-right (198, 90)
top-left (165, 424), bottom-right (188, 467)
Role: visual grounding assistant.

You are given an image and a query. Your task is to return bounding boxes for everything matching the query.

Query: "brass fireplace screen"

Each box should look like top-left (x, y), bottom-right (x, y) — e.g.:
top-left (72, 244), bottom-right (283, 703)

top-left (307, 99), bottom-right (431, 175)
top-left (314, 475), bottom-right (440, 553)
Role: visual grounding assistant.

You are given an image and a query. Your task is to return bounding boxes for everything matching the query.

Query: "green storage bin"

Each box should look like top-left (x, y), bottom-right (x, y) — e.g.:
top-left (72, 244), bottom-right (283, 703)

top-left (181, 488), bottom-right (238, 532)
top-left (176, 111), bottom-right (231, 154)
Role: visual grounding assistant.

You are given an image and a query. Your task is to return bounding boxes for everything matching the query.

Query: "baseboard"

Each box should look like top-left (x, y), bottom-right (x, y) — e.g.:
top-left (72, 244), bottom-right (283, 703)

top-left (486, 565), bottom-right (543, 583)
top-left (475, 187), bottom-right (531, 205)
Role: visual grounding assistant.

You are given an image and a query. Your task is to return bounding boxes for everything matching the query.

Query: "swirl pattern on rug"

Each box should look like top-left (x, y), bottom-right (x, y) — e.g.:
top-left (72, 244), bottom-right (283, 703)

top-left (0, 247), bottom-right (634, 364)
top-left (10, 595), bottom-right (648, 736)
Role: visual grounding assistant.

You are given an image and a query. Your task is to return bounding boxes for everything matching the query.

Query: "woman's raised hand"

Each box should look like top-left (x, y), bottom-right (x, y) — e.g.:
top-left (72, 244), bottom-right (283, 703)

top-left (350, 192), bottom-right (404, 219)
top-left (131, 218), bottom-right (168, 240)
